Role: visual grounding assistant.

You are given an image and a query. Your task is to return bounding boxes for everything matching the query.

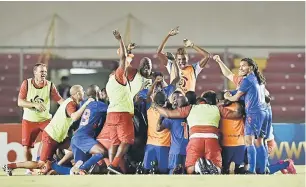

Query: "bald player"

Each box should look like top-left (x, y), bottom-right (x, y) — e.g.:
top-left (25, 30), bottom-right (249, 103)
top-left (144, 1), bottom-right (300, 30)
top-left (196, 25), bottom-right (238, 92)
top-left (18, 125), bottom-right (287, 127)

top-left (97, 30), bottom-right (134, 175)
top-left (156, 95), bottom-right (189, 174)
top-left (157, 26), bottom-right (211, 93)
top-left (18, 63), bottom-right (64, 175)
top-left (70, 85), bottom-right (108, 175)
top-left (3, 85), bottom-right (93, 176)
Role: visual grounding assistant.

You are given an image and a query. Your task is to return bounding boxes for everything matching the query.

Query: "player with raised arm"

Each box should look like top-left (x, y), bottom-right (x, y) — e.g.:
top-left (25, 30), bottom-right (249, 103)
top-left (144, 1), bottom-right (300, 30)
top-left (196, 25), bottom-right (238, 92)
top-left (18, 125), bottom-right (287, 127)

top-left (156, 95), bottom-right (189, 174)
top-left (153, 91), bottom-right (222, 174)
top-left (70, 85), bottom-right (108, 175)
top-left (157, 26), bottom-right (211, 93)
top-left (17, 63), bottom-right (64, 175)
top-left (97, 30), bottom-right (134, 175)
top-left (215, 56), bottom-right (268, 174)
top-left (3, 85), bottom-right (93, 176)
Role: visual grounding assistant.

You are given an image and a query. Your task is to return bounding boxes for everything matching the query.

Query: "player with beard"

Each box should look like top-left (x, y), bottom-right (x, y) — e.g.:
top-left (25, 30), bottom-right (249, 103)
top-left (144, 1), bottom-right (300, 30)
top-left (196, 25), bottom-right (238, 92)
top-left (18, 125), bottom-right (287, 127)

top-left (157, 26), bottom-right (211, 93)
top-left (156, 95), bottom-right (189, 174)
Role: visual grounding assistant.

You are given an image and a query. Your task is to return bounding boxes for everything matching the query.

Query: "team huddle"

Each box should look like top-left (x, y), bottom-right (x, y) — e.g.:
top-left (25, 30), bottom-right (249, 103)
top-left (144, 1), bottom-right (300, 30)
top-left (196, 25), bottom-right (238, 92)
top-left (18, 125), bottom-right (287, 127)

top-left (2, 27), bottom-right (296, 176)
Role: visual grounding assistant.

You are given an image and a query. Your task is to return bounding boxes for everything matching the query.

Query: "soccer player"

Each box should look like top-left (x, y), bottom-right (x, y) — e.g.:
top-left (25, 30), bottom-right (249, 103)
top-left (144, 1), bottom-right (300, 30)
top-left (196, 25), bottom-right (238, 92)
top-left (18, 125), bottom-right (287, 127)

top-left (156, 95), bottom-right (189, 174)
top-left (153, 90), bottom-right (222, 174)
top-left (214, 55), bottom-right (268, 174)
top-left (97, 30), bottom-right (134, 174)
top-left (70, 85), bottom-right (108, 175)
top-left (2, 85), bottom-right (93, 176)
top-left (157, 26), bottom-right (211, 93)
top-left (217, 91), bottom-right (246, 174)
top-left (17, 63), bottom-right (64, 175)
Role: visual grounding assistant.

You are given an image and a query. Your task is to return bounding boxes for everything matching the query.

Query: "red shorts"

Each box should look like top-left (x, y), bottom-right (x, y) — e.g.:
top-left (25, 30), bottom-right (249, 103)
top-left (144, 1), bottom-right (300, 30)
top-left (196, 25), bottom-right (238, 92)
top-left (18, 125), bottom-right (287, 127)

top-left (103, 112), bottom-right (134, 145)
top-left (185, 138), bottom-right (222, 168)
top-left (40, 131), bottom-right (70, 162)
top-left (22, 119), bottom-right (50, 147)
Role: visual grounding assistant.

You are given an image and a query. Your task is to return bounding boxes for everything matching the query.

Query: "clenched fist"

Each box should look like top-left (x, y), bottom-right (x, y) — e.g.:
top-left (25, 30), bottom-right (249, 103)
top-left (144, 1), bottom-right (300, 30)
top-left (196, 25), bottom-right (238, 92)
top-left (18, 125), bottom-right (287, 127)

top-left (169, 26), bottom-right (179, 36)
top-left (183, 39), bottom-right (194, 48)
top-left (113, 29), bottom-right (121, 40)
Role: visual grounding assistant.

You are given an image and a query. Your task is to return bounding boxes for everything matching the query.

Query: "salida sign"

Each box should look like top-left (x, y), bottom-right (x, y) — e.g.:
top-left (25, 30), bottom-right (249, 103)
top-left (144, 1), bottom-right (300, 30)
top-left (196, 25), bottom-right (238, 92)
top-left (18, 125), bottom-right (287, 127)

top-left (72, 60), bottom-right (103, 68)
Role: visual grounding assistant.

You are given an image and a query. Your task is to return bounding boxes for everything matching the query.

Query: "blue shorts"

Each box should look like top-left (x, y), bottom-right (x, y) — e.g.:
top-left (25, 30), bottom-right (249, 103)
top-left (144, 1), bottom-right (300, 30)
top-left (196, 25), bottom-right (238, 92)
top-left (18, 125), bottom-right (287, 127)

top-left (168, 154), bottom-right (186, 169)
top-left (222, 145), bottom-right (246, 169)
top-left (264, 106), bottom-right (273, 139)
top-left (71, 135), bottom-right (97, 162)
top-left (143, 144), bottom-right (169, 173)
top-left (245, 110), bottom-right (266, 137)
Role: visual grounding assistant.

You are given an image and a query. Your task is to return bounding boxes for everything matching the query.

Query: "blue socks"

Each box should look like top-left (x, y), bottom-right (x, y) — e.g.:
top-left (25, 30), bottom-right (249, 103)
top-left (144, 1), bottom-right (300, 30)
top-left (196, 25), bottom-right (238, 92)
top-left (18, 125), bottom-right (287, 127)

top-left (79, 153), bottom-right (104, 170)
top-left (247, 145), bottom-right (256, 173)
top-left (268, 161), bottom-right (289, 174)
top-left (256, 145), bottom-right (268, 174)
top-left (51, 162), bottom-right (71, 175)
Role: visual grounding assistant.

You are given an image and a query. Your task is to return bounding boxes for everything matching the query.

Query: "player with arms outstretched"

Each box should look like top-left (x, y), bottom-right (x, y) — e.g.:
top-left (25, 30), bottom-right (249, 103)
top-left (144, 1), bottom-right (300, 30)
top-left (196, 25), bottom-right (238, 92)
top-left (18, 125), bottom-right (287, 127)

top-left (157, 26), bottom-right (211, 93)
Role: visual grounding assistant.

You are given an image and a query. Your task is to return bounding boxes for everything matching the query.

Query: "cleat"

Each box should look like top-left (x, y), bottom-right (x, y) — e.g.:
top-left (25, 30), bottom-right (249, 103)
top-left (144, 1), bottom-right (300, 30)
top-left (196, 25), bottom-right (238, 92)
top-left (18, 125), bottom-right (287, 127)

top-left (285, 159), bottom-right (297, 174)
top-left (107, 165), bottom-right (122, 175)
top-left (70, 160), bottom-right (83, 175)
top-left (2, 165), bottom-right (13, 176)
top-left (229, 162), bottom-right (235, 174)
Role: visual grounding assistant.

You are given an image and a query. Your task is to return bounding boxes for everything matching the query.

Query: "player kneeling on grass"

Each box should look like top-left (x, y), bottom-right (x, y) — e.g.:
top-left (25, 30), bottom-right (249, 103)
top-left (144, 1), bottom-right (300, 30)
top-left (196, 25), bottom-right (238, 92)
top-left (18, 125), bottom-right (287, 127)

top-left (217, 91), bottom-right (246, 174)
top-left (2, 85), bottom-right (93, 176)
top-left (154, 90), bottom-right (222, 174)
top-left (70, 85), bottom-right (108, 175)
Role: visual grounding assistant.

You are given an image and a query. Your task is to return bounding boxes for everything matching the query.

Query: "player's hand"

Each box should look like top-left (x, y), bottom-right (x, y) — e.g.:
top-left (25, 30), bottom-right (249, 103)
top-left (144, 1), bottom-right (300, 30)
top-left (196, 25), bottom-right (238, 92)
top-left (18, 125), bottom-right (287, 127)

top-left (183, 39), bottom-right (194, 48)
top-left (169, 26), bottom-right (179, 36)
top-left (224, 92), bottom-right (232, 99)
top-left (127, 43), bottom-right (137, 50)
top-left (213, 55), bottom-right (222, 62)
top-left (34, 103), bottom-right (46, 112)
top-left (155, 76), bottom-right (163, 83)
top-left (113, 29), bottom-right (121, 40)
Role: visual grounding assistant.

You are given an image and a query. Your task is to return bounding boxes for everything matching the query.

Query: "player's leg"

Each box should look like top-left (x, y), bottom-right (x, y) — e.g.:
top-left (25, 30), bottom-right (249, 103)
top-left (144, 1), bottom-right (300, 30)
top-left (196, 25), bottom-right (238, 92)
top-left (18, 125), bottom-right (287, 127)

top-left (233, 145), bottom-right (246, 174)
top-left (255, 110), bottom-right (268, 174)
top-left (185, 139), bottom-right (204, 174)
top-left (169, 154), bottom-right (185, 174)
top-left (221, 146), bottom-right (234, 174)
top-left (204, 138), bottom-right (222, 174)
top-left (142, 144), bottom-right (157, 172)
top-left (245, 113), bottom-right (262, 174)
top-left (108, 113), bottom-right (134, 174)
top-left (156, 146), bottom-right (170, 174)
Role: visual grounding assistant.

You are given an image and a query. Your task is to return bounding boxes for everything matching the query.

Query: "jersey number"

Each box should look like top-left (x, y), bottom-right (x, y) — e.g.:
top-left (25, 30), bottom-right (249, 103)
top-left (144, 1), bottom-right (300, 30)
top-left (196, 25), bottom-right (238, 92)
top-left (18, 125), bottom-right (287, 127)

top-left (80, 109), bottom-right (91, 126)
top-left (181, 122), bottom-right (189, 139)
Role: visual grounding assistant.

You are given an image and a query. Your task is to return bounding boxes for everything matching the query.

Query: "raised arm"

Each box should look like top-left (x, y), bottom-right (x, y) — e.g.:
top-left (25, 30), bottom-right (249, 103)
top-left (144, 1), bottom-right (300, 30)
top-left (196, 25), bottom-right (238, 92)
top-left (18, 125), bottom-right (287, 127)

top-left (183, 39), bottom-right (211, 68)
top-left (170, 53), bottom-right (180, 86)
top-left (146, 76), bottom-right (163, 103)
top-left (113, 30), bottom-right (127, 70)
top-left (157, 27), bottom-right (179, 66)
top-left (213, 55), bottom-right (235, 82)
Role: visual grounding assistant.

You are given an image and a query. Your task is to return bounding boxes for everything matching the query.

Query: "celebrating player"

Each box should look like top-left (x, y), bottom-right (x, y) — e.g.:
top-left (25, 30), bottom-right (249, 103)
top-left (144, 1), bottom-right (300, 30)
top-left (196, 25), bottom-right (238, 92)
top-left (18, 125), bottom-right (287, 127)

top-left (97, 29), bottom-right (134, 174)
top-left (153, 90), bottom-right (222, 174)
top-left (17, 63), bottom-right (64, 175)
top-left (157, 26), bottom-right (211, 93)
top-left (156, 95), bottom-right (189, 174)
top-left (3, 85), bottom-right (93, 176)
top-left (70, 85), bottom-right (108, 175)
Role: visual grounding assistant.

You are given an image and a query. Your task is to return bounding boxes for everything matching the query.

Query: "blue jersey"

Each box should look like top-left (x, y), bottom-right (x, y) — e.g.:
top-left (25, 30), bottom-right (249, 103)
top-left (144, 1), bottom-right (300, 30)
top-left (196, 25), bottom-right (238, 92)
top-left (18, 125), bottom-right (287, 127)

top-left (138, 84), bottom-right (175, 100)
top-left (238, 73), bottom-right (265, 113)
top-left (74, 101), bottom-right (108, 138)
top-left (162, 118), bottom-right (189, 155)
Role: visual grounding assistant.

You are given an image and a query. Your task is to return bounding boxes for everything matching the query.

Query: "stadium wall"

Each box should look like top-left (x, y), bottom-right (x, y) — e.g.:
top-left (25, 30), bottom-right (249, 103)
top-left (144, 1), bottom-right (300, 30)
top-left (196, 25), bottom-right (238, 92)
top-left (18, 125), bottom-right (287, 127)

top-left (0, 123), bottom-right (305, 165)
top-left (0, 2), bottom-right (304, 48)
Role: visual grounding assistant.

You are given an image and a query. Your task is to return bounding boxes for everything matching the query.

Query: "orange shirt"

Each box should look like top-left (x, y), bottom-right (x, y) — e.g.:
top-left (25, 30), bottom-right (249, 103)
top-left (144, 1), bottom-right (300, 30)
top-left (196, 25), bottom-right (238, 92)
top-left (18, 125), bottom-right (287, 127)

top-left (219, 102), bottom-right (245, 146)
top-left (147, 106), bottom-right (171, 147)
